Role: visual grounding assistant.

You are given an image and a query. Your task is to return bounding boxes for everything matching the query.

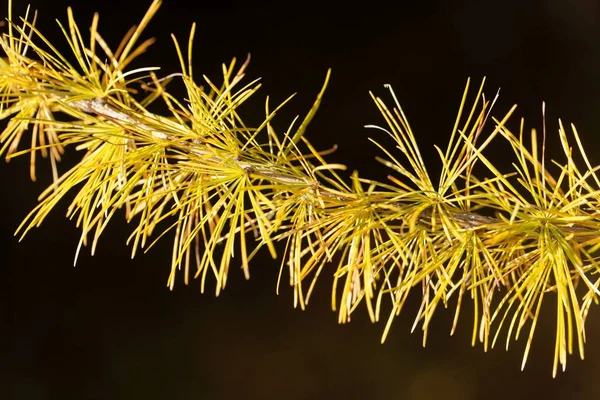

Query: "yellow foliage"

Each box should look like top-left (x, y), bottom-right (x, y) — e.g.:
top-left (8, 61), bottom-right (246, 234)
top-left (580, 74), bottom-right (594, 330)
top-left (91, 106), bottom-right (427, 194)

top-left (2, 0), bottom-right (600, 377)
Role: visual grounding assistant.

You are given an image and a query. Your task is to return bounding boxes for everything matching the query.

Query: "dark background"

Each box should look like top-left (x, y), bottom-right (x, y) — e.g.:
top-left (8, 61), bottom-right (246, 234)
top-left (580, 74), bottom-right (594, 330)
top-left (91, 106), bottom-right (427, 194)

top-left (2, 0), bottom-right (600, 399)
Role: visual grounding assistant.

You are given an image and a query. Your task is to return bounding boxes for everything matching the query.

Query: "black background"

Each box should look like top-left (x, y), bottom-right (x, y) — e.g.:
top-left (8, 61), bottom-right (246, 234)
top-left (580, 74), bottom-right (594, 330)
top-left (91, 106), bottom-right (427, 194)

top-left (3, 0), bottom-right (600, 399)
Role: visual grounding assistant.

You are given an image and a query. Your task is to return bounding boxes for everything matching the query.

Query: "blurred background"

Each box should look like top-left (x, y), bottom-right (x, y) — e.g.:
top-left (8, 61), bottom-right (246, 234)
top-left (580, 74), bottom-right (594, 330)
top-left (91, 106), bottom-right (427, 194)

top-left (2, 0), bottom-right (600, 398)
